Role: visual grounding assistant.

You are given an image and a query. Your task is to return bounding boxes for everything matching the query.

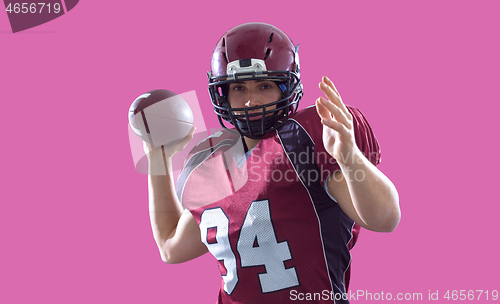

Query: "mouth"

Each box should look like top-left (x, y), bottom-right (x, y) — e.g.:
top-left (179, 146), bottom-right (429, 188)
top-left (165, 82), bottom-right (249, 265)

top-left (234, 111), bottom-right (266, 121)
top-left (247, 113), bottom-right (265, 121)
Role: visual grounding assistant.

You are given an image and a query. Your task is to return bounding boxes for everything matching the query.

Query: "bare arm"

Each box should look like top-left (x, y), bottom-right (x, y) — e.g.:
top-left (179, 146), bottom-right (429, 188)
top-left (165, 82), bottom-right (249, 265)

top-left (326, 149), bottom-right (400, 232)
top-left (146, 129), bottom-right (208, 263)
top-left (316, 76), bottom-right (400, 232)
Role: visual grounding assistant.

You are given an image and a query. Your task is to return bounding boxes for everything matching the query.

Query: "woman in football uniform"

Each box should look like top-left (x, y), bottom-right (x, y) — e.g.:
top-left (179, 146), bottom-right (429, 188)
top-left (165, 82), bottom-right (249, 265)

top-left (146, 22), bottom-right (400, 303)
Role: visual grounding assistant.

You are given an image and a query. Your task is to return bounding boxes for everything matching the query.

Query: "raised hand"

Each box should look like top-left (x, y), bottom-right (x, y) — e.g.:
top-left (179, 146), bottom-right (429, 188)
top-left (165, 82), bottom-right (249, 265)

top-left (315, 76), bottom-right (357, 165)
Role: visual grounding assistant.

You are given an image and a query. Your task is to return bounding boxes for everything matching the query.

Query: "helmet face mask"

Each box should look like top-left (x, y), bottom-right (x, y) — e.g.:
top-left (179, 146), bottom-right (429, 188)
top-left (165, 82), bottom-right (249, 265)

top-left (208, 23), bottom-right (303, 139)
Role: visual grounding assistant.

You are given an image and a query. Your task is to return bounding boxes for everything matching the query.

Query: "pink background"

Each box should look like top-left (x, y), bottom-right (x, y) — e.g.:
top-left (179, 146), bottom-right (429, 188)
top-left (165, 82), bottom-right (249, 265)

top-left (1, 1), bottom-right (498, 303)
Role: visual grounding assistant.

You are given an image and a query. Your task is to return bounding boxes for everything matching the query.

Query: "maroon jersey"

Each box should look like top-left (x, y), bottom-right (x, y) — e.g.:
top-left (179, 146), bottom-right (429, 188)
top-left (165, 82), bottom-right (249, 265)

top-left (177, 106), bottom-right (380, 303)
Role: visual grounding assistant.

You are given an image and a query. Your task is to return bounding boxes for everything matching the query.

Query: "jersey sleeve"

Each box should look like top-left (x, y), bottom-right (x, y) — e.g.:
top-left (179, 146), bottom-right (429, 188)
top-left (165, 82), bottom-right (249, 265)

top-left (176, 130), bottom-right (242, 211)
top-left (291, 105), bottom-right (381, 183)
top-left (348, 106), bottom-right (381, 166)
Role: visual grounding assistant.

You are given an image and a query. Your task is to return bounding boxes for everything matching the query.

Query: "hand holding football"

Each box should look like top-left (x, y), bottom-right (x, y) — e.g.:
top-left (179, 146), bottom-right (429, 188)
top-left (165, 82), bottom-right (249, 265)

top-left (129, 89), bottom-right (194, 148)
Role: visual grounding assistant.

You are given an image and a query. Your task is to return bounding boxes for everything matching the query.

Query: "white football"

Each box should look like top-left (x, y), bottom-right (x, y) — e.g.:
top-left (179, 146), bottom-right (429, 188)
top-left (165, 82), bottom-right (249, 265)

top-left (129, 89), bottom-right (193, 147)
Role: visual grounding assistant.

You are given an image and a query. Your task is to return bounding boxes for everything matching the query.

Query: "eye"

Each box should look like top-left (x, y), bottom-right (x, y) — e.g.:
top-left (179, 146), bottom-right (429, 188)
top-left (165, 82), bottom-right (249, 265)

top-left (232, 84), bottom-right (245, 91)
top-left (261, 82), bottom-right (277, 90)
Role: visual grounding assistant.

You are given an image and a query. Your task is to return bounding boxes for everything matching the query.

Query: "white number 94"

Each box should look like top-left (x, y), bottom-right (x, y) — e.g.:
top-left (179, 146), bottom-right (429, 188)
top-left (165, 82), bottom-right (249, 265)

top-left (199, 200), bottom-right (299, 295)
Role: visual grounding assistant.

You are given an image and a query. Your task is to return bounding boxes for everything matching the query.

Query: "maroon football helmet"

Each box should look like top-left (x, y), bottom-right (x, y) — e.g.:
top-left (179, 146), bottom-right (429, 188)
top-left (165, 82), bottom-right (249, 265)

top-left (208, 23), bottom-right (303, 139)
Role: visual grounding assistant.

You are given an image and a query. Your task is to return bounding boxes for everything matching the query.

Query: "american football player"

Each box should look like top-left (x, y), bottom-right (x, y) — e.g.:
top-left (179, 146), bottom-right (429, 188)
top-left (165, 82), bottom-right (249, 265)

top-left (145, 22), bottom-right (400, 303)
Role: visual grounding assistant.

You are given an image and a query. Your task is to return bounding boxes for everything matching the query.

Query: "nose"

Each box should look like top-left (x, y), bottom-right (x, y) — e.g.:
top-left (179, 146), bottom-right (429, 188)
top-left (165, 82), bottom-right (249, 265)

top-left (244, 88), bottom-right (262, 108)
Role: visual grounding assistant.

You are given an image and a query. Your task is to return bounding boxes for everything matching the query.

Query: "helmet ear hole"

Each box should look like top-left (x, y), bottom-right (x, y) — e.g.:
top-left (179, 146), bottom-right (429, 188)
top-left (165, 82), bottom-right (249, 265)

top-left (217, 95), bottom-right (229, 106)
top-left (218, 85), bottom-right (229, 98)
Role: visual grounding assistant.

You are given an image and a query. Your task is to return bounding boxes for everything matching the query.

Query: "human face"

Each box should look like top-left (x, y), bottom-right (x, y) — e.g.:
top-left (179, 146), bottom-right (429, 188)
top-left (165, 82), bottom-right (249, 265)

top-left (227, 80), bottom-right (282, 120)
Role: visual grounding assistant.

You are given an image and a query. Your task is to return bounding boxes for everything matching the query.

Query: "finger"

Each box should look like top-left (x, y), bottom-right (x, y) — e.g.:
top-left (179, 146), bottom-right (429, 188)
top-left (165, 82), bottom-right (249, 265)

top-left (177, 126), bottom-right (196, 147)
top-left (143, 141), bottom-right (156, 154)
top-left (187, 126), bottom-right (196, 137)
top-left (143, 141), bottom-right (150, 153)
top-left (315, 98), bottom-right (332, 121)
top-left (316, 98), bottom-right (347, 128)
top-left (319, 81), bottom-right (349, 118)
top-left (321, 118), bottom-right (350, 136)
top-left (319, 97), bottom-right (351, 129)
top-left (320, 77), bottom-right (351, 120)
top-left (324, 77), bottom-right (353, 121)
top-left (322, 76), bottom-right (340, 98)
